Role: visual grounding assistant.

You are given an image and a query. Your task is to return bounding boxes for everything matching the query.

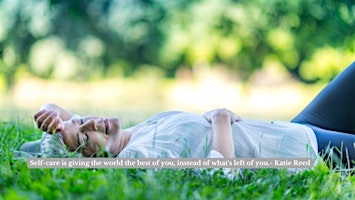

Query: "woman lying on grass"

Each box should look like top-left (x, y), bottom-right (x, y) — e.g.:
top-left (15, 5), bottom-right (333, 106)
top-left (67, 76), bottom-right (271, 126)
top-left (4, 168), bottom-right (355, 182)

top-left (21, 62), bottom-right (355, 168)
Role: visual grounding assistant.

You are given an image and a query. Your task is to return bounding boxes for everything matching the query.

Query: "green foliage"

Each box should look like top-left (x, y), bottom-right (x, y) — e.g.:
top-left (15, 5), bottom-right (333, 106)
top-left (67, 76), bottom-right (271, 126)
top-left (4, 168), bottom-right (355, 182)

top-left (2, 119), bottom-right (355, 199)
top-left (0, 0), bottom-right (354, 90)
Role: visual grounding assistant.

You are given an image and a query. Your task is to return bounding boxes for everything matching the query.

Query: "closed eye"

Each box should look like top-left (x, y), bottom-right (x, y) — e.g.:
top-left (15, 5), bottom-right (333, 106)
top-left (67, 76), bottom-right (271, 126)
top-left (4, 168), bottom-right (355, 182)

top-left (77, 132), bottom-right (80, 146)
top-left (84, 134), bottom-right (90, 142)
top-left (77, 132), bottom-right (90, 148)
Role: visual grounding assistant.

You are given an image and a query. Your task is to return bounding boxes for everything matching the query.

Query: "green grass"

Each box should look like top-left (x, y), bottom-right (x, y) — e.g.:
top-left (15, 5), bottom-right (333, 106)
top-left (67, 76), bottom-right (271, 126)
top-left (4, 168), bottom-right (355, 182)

top-left (2, 120), bottom-right (355, 200)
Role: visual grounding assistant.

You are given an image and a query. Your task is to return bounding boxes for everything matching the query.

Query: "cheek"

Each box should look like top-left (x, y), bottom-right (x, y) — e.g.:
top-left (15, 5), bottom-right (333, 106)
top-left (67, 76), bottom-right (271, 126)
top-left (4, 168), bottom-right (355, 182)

top-left (84, 136), bottom-right (107, 156)
top-left (61, 124), bottom-right (79, 150)
top-left (83, 147), bottom-right (95, 157)
top-left (61, 134), bottom-right (76, 151)
top-left (83, 144), bottom-right (99, 157)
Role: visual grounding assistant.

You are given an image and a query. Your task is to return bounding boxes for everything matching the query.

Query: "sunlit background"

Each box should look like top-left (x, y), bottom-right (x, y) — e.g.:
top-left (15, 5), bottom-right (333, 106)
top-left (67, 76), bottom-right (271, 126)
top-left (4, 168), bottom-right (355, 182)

top-left (0, 0), bottom-right (354, 124)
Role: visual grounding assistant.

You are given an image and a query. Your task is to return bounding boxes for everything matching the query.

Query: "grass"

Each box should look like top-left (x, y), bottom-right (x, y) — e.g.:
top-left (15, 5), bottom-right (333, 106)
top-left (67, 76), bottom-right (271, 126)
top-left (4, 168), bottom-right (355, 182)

top-left (2, 119), bottom-right (355, 200)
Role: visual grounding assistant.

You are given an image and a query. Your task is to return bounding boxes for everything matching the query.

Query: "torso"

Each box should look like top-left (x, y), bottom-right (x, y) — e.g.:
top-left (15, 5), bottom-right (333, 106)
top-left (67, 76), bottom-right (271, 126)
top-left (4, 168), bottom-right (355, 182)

top-left (117, 111), bottom-right (318, 160)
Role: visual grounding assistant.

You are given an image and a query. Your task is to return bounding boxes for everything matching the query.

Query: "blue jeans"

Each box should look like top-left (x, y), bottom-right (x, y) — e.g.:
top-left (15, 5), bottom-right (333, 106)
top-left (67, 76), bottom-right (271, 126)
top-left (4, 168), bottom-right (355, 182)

top-left (292, 62), bottom-right (355, 167)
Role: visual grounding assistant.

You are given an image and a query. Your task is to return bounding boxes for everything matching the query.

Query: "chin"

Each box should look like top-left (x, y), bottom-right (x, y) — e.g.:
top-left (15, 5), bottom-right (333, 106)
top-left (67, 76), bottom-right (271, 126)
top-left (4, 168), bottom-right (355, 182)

top-left (109, 118), bottom-right (121, 130)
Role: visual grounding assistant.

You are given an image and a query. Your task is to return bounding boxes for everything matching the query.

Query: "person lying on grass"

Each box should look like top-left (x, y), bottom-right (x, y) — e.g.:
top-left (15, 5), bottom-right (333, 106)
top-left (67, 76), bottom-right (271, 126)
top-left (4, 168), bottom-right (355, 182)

top-left (25, 104), bottom-right (318, 172)
top-left (21, 61), bottom-right (355, 168)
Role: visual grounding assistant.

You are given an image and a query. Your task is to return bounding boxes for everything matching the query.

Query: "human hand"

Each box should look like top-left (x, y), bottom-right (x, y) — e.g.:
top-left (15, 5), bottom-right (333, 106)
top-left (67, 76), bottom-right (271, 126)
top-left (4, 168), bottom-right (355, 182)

top-left (34, 109), bottom-right (64, 133)
top-left (203, 108), bottom-right (241, 124)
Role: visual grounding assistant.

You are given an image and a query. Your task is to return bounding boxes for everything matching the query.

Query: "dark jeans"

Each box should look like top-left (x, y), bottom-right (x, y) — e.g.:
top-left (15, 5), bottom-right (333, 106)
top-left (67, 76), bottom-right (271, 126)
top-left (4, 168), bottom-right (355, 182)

top-left (292, 62), bottom-right (355, 167)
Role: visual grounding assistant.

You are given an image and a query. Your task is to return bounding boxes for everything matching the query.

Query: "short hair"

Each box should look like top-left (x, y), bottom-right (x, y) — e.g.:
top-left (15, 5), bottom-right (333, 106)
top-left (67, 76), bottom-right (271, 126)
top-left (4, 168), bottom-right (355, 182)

top-left (41, 132), bottom-right (69, 157)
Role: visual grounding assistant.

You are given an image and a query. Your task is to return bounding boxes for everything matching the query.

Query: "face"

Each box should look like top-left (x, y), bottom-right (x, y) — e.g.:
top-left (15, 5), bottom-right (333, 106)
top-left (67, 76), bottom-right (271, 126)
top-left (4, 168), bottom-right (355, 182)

top-left (61, 116), bottom-right (122, 157)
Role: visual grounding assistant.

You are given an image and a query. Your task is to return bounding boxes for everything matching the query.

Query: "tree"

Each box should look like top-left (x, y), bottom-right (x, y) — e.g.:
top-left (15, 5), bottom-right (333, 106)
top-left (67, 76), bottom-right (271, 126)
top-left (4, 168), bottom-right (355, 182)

top-left (0, 0), bottom-right (354, 91)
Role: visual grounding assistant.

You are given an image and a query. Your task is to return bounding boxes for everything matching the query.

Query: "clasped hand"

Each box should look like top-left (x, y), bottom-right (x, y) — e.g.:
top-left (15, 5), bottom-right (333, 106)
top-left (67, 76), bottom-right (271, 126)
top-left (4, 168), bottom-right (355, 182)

top-left (203, 108), bottom-right (241, 124)
top-left (34, 109), bottom-right (63, 133)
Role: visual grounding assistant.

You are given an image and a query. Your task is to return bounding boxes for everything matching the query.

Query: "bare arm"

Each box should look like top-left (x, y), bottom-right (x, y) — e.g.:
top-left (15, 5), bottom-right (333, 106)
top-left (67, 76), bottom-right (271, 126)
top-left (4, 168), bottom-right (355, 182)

top-left (203, 108), bottom-right (240, 158)
top-left (38, 103), bottom-right (75, 120)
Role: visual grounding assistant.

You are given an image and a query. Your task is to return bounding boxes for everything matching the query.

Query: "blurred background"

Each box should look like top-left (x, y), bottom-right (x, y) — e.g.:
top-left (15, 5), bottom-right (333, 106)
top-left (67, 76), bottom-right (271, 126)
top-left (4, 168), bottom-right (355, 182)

top-left (0, 0), bottom-right (354, 124)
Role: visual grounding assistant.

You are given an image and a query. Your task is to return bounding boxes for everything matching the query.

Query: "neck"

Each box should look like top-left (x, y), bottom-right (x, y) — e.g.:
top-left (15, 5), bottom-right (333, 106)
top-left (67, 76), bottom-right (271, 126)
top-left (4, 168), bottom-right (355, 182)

top-left (121, 130), bottom-right (132, 149)
top-left (114, 129), bottom-right (132, 155)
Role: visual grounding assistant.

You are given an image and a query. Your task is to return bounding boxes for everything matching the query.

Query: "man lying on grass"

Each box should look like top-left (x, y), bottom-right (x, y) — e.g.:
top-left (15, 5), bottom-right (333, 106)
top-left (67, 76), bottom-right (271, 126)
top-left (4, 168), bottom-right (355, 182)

top-left (21, 61), bottom-right (355, 169)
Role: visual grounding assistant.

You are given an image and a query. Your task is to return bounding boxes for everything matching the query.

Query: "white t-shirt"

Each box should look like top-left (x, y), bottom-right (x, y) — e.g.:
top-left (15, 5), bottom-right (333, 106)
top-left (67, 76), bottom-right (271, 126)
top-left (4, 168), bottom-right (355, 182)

top-left (117, 111), bottom-right (318, 160)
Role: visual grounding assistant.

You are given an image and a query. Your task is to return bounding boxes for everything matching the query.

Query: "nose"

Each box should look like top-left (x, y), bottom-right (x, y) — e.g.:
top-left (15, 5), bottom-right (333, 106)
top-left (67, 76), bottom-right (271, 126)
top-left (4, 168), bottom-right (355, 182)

top-left (79, 119), bottom-right (97, 132)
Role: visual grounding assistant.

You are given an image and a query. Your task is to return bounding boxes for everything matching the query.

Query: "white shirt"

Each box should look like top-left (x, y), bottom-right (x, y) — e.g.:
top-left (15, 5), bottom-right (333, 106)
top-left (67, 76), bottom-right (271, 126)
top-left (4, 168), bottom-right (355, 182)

top-left (117, 111), bottom-right (318, 161)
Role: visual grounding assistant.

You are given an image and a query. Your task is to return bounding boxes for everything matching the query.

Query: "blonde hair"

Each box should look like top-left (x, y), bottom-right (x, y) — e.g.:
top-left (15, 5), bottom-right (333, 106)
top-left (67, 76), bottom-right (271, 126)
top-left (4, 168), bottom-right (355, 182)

top-left (41, 132), bottom-right (69, 158)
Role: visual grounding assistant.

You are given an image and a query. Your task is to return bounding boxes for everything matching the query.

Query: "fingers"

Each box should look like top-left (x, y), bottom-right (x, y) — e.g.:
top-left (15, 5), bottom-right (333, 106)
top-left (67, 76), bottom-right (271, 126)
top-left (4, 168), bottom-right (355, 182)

top-left (203, 109), bottom-right (230, 124)
top-left (230, 114), bottom-right (241, 122)
top-left (34, 110), bottom-right (61, 133)
top-left (40, 113), bottom-right (57, 132)
top-left (33, 110), bottom-right (46, 121)
top-left (203, 112), bottom-right (212, 123)
top-left (203, 108), bottom-right (241, 124)
top-left (47, 117), bottom-right (63, 133)
top-left (214, 108), bottom-right (241, 122)
top-left (35, 110), bottom-right (51, 128)
top-left (227, 110), bottom-right (241, 123)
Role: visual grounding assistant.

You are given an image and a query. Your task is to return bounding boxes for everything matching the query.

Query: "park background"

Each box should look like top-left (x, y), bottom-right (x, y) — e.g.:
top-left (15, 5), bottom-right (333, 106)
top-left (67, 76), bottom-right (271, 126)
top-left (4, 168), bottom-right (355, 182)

top-left (1, 1), bottom-right (355, 199)
top-left (0, 0), bottom-right (354, 124)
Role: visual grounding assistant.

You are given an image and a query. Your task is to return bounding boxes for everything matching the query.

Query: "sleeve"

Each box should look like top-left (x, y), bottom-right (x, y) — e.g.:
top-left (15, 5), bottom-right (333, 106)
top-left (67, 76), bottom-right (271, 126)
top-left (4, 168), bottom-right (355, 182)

top-left (207, 150), bottom-right (224, 158)
top-left (206, 150), bottom-right (240, 180)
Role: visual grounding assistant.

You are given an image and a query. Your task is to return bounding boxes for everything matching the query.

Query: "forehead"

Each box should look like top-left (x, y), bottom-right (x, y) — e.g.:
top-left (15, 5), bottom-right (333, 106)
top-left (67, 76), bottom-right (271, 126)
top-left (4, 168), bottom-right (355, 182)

top-left (63, 120), bottom-right (78, 131)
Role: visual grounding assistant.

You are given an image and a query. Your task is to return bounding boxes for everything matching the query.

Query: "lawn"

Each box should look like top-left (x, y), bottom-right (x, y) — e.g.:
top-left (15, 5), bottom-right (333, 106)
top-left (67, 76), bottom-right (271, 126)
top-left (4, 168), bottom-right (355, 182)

top-left (1, 119), bottom-right (355, 200)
